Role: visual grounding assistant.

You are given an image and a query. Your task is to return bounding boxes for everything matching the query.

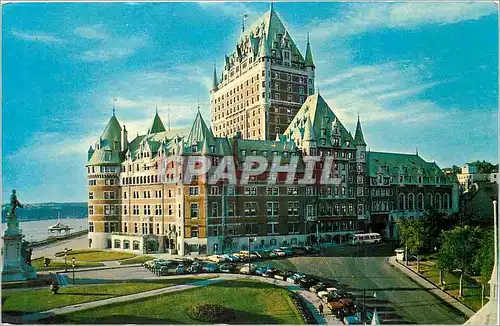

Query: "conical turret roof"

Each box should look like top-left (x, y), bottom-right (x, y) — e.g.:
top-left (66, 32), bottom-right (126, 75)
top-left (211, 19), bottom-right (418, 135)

top-left (354, 115), bottom-right (367, 146)
top-left (305, 35), bottom-right (315, 68)
top-left (186, 111), bottom-right (215, 145)
top-left (149, 111), bottom-right (166, 134)
top-left (101, 114), bottom-right (122, 142)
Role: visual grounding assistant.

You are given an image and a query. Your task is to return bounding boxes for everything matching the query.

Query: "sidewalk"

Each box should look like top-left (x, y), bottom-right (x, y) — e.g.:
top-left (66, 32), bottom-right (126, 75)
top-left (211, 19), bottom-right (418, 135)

top-left (3, 272), bottom-right (343, 325)
top-left (388, 256), bottom-right (475, 318)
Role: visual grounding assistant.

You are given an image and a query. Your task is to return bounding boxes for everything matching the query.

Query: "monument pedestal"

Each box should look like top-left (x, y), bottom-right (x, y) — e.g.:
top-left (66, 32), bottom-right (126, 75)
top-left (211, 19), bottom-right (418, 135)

top-left (2, 214), bottom-right (37, 282)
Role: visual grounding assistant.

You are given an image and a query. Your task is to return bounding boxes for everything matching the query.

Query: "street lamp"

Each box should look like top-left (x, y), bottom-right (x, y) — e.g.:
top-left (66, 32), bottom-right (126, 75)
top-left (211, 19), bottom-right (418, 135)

top-left (71, 257), bottom-right (76, 284)
top-left (30, 235), bottom-right (33, 243)
top-left (63, 248), bottom-right (70, 272)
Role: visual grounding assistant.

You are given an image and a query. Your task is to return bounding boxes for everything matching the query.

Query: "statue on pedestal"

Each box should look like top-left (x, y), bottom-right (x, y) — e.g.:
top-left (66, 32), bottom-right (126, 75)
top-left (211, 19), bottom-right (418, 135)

top-left (9, 189), bottom-right (23, 217)
top-left (2, 189), bottom-right (37, 282)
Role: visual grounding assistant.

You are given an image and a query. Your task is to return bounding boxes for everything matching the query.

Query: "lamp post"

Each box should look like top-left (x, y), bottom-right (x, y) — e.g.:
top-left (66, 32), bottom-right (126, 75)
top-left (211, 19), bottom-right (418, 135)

top-left (63, 248), bottom-right (70, 272)
top-left (71, 257), bottom-right (76, 284)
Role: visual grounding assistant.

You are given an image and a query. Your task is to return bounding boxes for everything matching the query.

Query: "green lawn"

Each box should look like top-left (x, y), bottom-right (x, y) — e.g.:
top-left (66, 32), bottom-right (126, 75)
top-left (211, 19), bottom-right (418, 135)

top-left (31, 257), bottom-right (104, 271)
top-left (118, 255), bottom-right (155, 265)
top-left (56, 280), bottom-right (304, 324)
top-left (64, 249), bottom-right (136, 262)
top-left (2, 277), bottom-right (211, 314)
top-left (409, 260), bottom-right (488, 311)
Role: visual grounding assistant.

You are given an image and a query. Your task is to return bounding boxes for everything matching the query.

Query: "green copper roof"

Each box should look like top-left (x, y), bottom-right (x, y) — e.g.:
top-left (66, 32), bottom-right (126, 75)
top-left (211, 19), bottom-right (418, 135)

top-left (305, 36), bottom-right (315, 68)
top-left (224, 8), bottom-right (306, 70)
top-left (212, 64), bottom-right (218, 90)
top-left (367, 151), bottom-right (445, 179)
top-left (354, 116), bottom-right (367, 146)
top-left (101, 114), bottom-right (122, 142)
top-left (148, 111), bottom-right (166, 134)
top-left (283, 93), bottom-right (355, 149)
top-left (186, 111), bottom-right (214, 145)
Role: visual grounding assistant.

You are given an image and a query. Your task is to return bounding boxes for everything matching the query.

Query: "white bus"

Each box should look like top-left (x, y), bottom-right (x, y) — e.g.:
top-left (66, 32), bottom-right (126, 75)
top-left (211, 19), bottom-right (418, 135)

top-left (350, 233), bottom-right (382, 245)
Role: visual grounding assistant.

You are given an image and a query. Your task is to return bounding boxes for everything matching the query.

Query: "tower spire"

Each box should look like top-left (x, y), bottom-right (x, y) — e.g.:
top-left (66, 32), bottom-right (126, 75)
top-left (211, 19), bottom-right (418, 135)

top-left (305, 32), bottom-right (315, 68)
top-left (212, 62), bottom-right (218, 91)
top-left (269, 0), bottom-right (274, 12)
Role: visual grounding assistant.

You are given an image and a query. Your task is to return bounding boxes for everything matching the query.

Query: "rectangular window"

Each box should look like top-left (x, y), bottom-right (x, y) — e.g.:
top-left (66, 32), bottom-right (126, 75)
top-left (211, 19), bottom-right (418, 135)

top-left (88, 222), bottom-right (94, 232)
top-left (267, 222), bottom-right (279, 235)
top-left (189, 186), bottom-right (200, 196)
top-left (210, 186), bottom-right (219, 195)
top-left (266, 202), bottom-right (279, 216)
top-left (266, 187), bottom-right (279, 195)
top-left (211, 202), bottom-right (219, 217)
top-left (357, 187), bottom-right (364, 196)
top-left (190, 203), bottom-right (199, 218)
top-left (88, 192), bottom-right (94, 200)
top-left (288, 222), bottom-right (300, 234)
top-left (191, 226), bottom-right (199, 238)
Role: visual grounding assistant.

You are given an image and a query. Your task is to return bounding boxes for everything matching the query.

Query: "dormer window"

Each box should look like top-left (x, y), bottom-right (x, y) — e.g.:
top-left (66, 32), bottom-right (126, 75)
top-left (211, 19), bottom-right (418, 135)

top-left (104, 151), bottom-right (112, 161)
top-left (262, 151), bottom-right (268, 157)
top-left (210, 145), bottom-right (216, 153)
top-left (241, 149), bottom-right (246, 156)
top-left (192, 144), bottom-right (198, 152)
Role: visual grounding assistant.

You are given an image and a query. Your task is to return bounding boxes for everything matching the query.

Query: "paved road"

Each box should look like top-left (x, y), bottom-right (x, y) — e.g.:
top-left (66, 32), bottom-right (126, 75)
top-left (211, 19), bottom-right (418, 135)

top-left (32, 235), bottom-right (88, 259)
top-left (56, 242), bottom-right (467, 324)
top-left (287, 244), bottom-right (467, 325)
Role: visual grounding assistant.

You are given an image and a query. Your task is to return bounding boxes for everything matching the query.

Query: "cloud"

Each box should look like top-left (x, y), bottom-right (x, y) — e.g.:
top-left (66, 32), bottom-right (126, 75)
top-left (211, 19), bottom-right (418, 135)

top-left (308, 2), bottom-right (496, 40)
top-left (11, 30), bottom-right (66, 44)
top-left (197, 2), bottom-right (261, 19)
top-left (77, 34), bottom-right (148, 62)
top-left (74, 25), bottom-right (108, 39)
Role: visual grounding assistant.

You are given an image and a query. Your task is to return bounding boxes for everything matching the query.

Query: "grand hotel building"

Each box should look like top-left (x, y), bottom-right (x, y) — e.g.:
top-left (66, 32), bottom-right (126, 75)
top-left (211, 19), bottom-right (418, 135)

top-left (86, 7), bottom-right (459, 255)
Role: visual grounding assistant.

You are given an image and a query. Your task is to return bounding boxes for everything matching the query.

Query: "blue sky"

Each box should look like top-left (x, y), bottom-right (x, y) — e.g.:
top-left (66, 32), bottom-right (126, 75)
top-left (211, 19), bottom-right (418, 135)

top-left (2, 2), bottom-right (498, 203)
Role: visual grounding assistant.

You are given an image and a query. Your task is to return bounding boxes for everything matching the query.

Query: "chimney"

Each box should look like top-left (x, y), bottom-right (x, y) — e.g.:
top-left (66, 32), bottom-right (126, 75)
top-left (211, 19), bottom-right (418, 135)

top-left (121, 125), bottom-right (128, 152)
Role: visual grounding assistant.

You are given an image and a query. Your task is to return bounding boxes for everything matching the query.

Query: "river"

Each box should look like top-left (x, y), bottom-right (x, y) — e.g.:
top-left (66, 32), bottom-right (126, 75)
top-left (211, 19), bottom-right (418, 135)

top-left (2, 217), bottom-right (88, 242)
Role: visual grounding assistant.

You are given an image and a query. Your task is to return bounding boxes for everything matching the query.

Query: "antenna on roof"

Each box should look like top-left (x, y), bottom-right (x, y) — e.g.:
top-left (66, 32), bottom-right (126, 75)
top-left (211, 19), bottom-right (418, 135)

top-left (155, 104), bottom-right (158, 115)
top-left (416, 146), bottom-right (419, 156)
top-left (112, 94), bottom-right (117, 116)
top-left (168, 103), bottom-right (171, 131)
top-left (242, 14), bottom-right (248, 33)
top-left (269, 0), bottom-right (274, 12)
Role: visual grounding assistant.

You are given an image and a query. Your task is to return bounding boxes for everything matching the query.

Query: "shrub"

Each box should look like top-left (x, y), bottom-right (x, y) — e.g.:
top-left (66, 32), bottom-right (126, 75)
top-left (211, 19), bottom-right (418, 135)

top-left (187, 304), bottom-right (235, 323)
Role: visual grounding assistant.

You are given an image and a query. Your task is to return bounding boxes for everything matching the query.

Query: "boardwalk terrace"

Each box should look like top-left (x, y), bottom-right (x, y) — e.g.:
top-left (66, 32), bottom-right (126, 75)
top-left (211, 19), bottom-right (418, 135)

top-left (86, 92), bottom-right (458, 256)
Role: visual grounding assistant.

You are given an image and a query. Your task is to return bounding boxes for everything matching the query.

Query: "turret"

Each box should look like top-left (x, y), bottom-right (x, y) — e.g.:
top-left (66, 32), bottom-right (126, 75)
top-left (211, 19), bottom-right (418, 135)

top-left (87, 146), bottom-right (94, 161)
top-left (354, 114), bottom-right (367, 163)
top-left (212, 63), bottom-right (218, 91)
top-left (304, 33), bottom-right (315, 96)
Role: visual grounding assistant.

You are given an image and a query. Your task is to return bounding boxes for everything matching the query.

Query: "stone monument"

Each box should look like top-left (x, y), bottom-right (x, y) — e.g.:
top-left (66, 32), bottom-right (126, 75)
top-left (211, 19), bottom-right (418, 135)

top-left (2, 189), bottom-right (37, 281)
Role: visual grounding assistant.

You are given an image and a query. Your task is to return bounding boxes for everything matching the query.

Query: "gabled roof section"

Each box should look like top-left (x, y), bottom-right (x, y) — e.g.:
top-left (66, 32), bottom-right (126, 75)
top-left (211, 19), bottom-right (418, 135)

top-left (224, 8), bottom-right (305, 70)
top-left (366, 151), bottom-right (446, 179)
top-left (148, 111), bottom-right (166, 134)
top-left (354, 115), bottom-right (367, 146)
top-left (283, 93), bottom-right (355, 149)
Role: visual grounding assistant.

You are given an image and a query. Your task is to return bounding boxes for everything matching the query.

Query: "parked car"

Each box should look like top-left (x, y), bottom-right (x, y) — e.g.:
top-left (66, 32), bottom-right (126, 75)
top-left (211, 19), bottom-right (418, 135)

top-left (291, 246), bottom-right (306, 255)
top-left (202, 263), bottom-right (218, 273)
top-left (286, 274), bottom-right (303, 284)
top-left (272, 249), bottom-right (287, 257)
top-left (262, 268), bottom-right (277, 278)
top-left (252, 250), bottom-right (269, 259)
top-left (219, 263), bottom-right (237, 273)
top-left (175, 264), bottom-right (185, 273)
top-left (239, 251), bottom-right (258, 260)
top-left (265, 250), bottom-right (278, 258)
top-left (239, 263), bottom-right (257, 275)
top-left (254, 265), bottom-right (273, 276)
top-left (208, 255), bottom-right (224, 263)
top-left (274, 270), bottom-right (294, 281)
top-left (304, 246), bottom-right (321, 255)
top-left (299, 276), bottom-right (319, 289)
top-left (186, 264), bottom-right (203, 273)
top-left (279, 247), bottom-right (294, 256)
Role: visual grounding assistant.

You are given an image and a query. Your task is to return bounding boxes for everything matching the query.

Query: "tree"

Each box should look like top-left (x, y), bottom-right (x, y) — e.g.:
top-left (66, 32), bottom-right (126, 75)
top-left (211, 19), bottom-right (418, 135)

top-left (475, 229), bottom-right (495, 284)
top-left (437, 226), bottom-right (482, 297)
top-left (397, 218), bottom-right (426, 272)
top-left (421, 208), bottom-right (453, 252)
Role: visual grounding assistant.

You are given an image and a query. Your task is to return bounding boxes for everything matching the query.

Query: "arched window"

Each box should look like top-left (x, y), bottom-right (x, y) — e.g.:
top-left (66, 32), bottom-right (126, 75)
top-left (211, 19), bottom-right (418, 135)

top-left (398, 193), bottom-right (405, 210)
top-left (123, 240), bottom-right (130, 250)
top-left (133, 241), bottom-right (140, 251)
top-left (444, 193), bottom-right (450, 209)
top-left (408, 193), bottom-right (415, 210)
top-left (113, 239), bottom-right (121, 249)
top-left (417, 193), bottom-right (424, 210)
top-left (436, 193), bottom-right (442, 209)
top-left (427, 193), bottom-right (433, 208)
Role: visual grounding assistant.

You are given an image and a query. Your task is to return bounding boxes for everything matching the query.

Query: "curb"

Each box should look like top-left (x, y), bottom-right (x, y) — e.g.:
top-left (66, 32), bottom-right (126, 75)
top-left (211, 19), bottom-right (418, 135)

top-left (388, 256), bottom-right (475, 318)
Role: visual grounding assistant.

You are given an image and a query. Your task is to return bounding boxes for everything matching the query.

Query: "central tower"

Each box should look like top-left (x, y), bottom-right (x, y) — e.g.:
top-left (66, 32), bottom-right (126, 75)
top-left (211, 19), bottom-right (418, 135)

top-left (210, 5), bottom-right (315, 141)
